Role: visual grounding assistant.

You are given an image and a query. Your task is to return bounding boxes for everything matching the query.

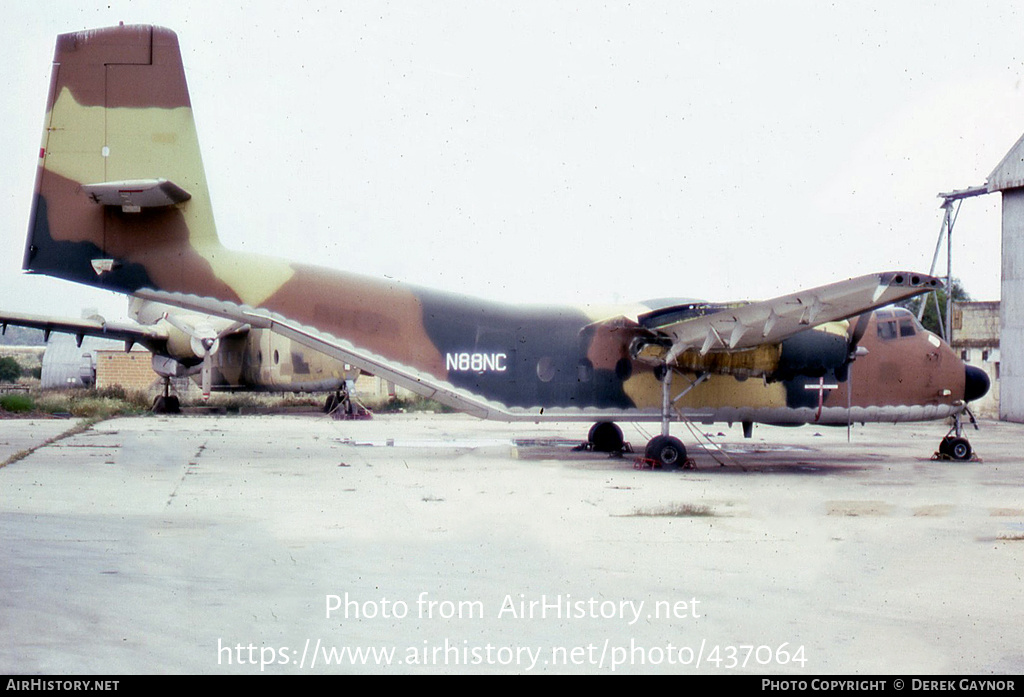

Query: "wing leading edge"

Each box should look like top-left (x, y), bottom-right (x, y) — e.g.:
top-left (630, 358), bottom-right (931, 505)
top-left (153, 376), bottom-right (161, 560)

top-left (629, 271), bottom-right (942, 364)
top-left (0, 310), bottom-right (169, 351)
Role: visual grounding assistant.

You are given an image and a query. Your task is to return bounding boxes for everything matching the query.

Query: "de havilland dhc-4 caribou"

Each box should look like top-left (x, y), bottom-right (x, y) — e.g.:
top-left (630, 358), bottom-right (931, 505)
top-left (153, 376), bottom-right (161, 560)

top-left (7, 24), bottom-right (990, 466)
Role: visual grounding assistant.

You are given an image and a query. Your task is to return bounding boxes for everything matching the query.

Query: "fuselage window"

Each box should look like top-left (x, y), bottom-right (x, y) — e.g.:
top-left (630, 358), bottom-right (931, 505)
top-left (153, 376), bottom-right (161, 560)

top-left (536, 356), bottom-right (556, 382)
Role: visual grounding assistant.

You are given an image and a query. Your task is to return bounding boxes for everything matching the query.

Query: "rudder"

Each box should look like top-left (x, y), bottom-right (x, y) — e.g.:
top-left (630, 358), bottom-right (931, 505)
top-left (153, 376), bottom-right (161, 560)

top-left (24, 24), bottom-right (220, 295)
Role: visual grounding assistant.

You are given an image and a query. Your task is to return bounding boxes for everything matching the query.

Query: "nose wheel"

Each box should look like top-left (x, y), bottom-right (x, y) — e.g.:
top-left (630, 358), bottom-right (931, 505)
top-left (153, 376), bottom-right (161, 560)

top-left (936, 411), bottom-right (978, 461)
top-left (938, 435), bottom-right (973, 461)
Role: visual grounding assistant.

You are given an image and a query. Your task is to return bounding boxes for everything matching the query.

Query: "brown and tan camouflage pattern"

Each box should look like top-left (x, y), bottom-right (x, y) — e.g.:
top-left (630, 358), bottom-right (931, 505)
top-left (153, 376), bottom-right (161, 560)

top-left (23, 25), bottom-right (986, 425)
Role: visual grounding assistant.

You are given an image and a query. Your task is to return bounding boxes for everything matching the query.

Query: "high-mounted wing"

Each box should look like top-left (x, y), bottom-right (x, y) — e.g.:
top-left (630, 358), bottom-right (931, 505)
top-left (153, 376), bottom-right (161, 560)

top-left (624, 271), bottom-right (942, 364)
top-left (0, 310), bottom-right (169, 351)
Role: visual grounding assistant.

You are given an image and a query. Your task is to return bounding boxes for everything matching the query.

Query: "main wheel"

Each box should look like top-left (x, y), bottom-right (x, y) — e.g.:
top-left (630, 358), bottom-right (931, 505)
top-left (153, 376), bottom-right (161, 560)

top-left (645, 435), bottom-right (687, 470)
top-left (152, 395), bottom-right (180, 414)
top-left (588, 422), bottom-right (624, 452)
top-left (324, 394), bottom-right (340, 413)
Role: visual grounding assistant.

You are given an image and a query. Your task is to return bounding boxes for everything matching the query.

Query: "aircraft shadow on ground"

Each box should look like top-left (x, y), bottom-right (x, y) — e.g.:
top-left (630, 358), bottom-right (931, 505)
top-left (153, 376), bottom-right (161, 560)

top-left (513, 438), bottom-right (874, 476)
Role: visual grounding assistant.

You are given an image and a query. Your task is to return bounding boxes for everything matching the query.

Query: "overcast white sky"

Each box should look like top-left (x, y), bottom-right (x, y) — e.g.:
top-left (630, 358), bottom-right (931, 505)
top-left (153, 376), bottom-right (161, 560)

top-left (1, 1), bottom-right (1022, 322)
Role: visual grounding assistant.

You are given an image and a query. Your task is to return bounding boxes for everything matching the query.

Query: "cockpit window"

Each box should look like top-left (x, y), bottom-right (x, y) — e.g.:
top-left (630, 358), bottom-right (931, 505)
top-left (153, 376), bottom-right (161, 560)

top-left (877, 308), bottom-right (924, 340)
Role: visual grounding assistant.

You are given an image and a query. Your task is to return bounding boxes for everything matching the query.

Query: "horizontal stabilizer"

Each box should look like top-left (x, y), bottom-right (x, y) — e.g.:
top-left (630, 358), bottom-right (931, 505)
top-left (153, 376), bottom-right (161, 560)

top-left (80, 179), bottom-right (191, 212)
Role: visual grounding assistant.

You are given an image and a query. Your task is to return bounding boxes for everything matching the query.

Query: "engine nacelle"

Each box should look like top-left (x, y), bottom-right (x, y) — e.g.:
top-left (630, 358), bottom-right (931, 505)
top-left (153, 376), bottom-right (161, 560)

top-left (161, 322), bottom-right (205, 366)
top-left (771, 327), bottom-right (849, 382)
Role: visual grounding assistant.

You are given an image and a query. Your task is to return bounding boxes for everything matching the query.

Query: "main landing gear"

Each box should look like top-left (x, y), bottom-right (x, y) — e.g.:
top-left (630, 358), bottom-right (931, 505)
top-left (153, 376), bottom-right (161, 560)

top-left (644, 434), bottom-right (688, 470)
top-left (324, 384), bottom-right (371, 420)
top-left (587, 422), bottom-right (625, 453)
top-left (642, 365), bottom-right (691, 469)
top-left (324, 386), bottom-right (353, 418)
top-left (152, 377), bottom-right (180, 414)
top-left (584, 421), bottom-right (687, 469)
top-left (585, 367), bottom-right (700, 470)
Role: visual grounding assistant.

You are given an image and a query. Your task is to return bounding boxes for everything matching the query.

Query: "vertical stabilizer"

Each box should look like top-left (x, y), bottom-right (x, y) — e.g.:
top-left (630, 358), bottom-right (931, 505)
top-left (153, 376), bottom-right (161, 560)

top-left (25, 25), bottom-right (220, 294)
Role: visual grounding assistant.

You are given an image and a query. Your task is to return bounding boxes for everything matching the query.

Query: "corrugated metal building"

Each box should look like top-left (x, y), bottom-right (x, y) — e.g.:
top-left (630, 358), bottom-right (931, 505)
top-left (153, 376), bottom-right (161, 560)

top-left (987, 136), bottom-right (1024, 422)
top-left (40, 334), bottom-right (123, 389)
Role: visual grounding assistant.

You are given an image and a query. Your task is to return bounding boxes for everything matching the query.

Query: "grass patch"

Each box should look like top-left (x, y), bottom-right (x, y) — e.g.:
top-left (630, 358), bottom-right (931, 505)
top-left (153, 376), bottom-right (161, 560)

top-left (0, 393), bottom-right (34, 413)
top-left (622, 503), bottom-right (715, 518)
top-left (200, 393), bottom-right (264, 413)
top-left (0, 387), bottom-right (151, 419)
top-left (0, 387), bottom-right (450, 418)
top-left (366, 395), bottom-right (456, 414)
top-left (197, 392), bottom-right (324, 413)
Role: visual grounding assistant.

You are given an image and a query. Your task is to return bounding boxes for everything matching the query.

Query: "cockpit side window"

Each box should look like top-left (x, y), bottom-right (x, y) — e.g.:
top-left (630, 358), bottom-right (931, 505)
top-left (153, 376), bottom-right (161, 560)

top-left (899, 319), bottom-right (916, 337)
top-left (878, 320), bottom-right (898, 340)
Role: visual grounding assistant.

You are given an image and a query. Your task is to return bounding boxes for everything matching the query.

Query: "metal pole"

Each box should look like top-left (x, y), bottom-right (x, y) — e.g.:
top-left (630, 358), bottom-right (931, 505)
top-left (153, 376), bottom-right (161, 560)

top-left (920, 208), bottom-right (947, 323)
top-left (945, 201), bottom-right (953, 345)
top-left (943, 200), bottom-right (962, 438)
top-left (932, 288), bottom-right (945, 339)
top-left (661, 368), bottom-right (672, 437)
top-left (925, 211), bottom-right (947, 276)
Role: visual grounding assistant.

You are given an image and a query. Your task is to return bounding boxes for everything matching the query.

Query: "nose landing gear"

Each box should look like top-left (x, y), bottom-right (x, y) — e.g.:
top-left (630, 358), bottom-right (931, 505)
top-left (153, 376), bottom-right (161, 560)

top-left (936, 409), bottom-right (979, 461)
top-left (938, 435), bottom-right (972, 461)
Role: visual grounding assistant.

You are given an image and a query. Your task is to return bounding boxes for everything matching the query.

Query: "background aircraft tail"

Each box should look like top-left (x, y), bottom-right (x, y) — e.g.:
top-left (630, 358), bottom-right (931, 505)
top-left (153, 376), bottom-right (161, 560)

top-left (24, 24), bottom-right (222, 295)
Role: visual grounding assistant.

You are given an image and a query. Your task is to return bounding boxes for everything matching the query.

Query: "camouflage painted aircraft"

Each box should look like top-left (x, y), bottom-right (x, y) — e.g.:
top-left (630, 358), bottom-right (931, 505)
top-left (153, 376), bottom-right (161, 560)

top-left (20, 24), bottom-right (990, 464)
top-left (0, 298), bottom-right (361, 412)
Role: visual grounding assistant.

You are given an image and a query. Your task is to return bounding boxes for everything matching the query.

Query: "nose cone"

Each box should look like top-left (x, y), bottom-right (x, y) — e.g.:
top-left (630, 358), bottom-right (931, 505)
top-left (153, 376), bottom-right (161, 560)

top-left (964, 365), bottom-right (990, 402)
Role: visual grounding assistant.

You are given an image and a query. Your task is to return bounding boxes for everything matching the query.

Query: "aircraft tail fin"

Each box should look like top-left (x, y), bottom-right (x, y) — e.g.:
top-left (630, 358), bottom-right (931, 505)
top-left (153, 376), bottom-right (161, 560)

top-left (24, 25), bottom-right (220, 294)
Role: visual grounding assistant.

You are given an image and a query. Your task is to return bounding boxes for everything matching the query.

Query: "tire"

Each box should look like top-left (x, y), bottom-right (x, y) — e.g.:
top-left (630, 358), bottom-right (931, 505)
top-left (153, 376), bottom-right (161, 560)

top-left (645, 435), bottom-right (687, 470)
top-left (938, 437), bottom-right (952, 458)
top-left (152, 395), bottom-right (179, 414)
top-left (588, 422), bottom-right (624, 453)
top-left (948, 437), bottom-right (972, 461)
top-left (939, 436), bottom-right (972, 461)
